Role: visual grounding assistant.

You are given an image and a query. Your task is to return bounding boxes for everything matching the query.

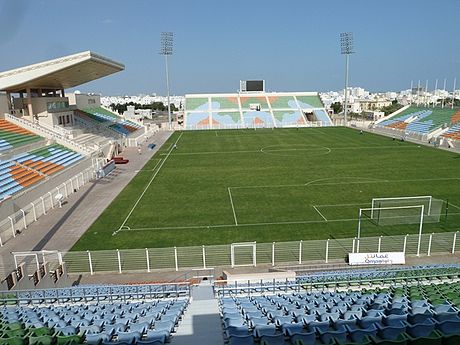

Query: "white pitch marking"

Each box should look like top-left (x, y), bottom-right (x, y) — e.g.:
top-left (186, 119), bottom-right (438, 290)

top-left (228, 177), bottom-right (460, 190)
top-left (159, 145), bottom-right (424, 156)
top-left (228, 187), bottom-right (238, 225)
top-left (314, 202), bottom-right (369, 207)
top-left (312, 205), bottom-right (328, 221)
top-left (447, 202), bottom-right (460, 211)
top-left (112, 132), bottom-right (183, 236)
top-left (116, 217), bottom-right (360, 232)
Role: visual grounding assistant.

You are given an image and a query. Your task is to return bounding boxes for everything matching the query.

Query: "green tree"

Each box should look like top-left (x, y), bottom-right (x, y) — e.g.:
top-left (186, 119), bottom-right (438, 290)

top-left (381, 101), bottom-right (403, 116)
top-left (331, 102), bottom-right (343, 114)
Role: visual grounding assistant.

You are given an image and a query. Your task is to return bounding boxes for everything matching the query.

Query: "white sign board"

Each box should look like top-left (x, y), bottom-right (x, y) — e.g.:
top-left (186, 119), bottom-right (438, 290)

top-left (349, 252), bottom-right (405, 266)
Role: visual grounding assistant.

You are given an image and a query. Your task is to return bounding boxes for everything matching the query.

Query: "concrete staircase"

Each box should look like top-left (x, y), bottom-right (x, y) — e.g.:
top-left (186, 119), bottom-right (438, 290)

top-left (171, 281), bottom-right (224, 345)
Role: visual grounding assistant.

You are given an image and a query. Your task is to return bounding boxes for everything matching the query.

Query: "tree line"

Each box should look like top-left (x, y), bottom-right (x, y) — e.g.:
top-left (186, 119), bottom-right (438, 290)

top-left (110, 101), bottom-right (179, 115)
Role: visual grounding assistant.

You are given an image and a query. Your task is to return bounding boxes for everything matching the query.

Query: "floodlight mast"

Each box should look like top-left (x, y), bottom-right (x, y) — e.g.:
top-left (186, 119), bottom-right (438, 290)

top-left (160, 32), bottom-right (173, 129)
top-left (340, 32), bottom-right (354, 125)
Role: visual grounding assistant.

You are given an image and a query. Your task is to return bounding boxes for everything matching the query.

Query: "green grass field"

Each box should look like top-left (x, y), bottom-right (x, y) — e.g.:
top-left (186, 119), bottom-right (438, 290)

top-left (71, 127), bottom-right (460, 251)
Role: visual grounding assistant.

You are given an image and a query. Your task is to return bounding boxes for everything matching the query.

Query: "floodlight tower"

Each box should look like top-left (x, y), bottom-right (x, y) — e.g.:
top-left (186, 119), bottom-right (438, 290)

top-left (160, 32), bottom-right (174, 129)
top-left (340, 32), bottom-right (355, 125)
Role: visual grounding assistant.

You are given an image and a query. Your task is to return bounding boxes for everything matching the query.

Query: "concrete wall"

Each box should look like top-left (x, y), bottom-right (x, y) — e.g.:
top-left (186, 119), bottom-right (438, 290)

top-left (67, 93), bottom-right (101, 109)
top-left (0, 93), bottom-right (9, 118)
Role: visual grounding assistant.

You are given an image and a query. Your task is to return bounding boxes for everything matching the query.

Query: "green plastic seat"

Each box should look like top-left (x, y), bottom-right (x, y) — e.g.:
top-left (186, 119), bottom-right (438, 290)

top-left (0, 336), bottom-right (25, 345)
top-left (2, 324), bottom-right (22, 332)
top-left (56, 335), bottom-right (82, 345)
top-left (1, 329), bottom-right (26, 338)
top-left (28, 328), bottom-right (52, 337)
top-left (405, 330), bottom-right (443, 345)
top-left (28, 335), bottom-right (53, 345)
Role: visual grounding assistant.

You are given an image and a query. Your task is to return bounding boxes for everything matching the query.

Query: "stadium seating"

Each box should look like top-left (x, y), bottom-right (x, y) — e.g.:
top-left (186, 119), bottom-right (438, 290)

top-left (240, 96), bottom-right (269, 110)
top-left (77, 107), bottom-right (142, 136)
top-left (0, 120), bottom-right (42, 152)
top-left (184, 93), bottom-right (332, 129)
top-left (15, 145), bottom-right (82, 175)
top-left (186, 112), bottom-right (212, 128)
top-left (379, 107), bottom-right (459, 134)
top-left (218, 264), bottom-right (460, 345)
top-left (272, 111), bottom-right (306, 126)
top-left (210, 97), bottom-right (240, 110)
top-left (441, 123), bottom-right (460, 140)
top-left (242, 111), bottom-right (274, 127)
top-left (312, 109), bottom-right (333, 126)
top-left (0, 144), bottom-right (83, 199)
top-left (0, 284), bottom-right (190, 345)
top-left (0, 162), bottom-right (43, 199)
top-left (295, 95), bottom-right (324, 109)
top-left (212, 112), bottom-right (243, 127)
top-left (267, 96), bottom-right (295, 109)
top-left (185, 98), bottom-right (209, 111)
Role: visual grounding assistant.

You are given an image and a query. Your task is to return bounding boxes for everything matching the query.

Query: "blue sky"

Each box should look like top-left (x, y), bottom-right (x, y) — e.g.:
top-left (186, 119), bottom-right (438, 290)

top-left (0, 0), bottom-right (459, 95)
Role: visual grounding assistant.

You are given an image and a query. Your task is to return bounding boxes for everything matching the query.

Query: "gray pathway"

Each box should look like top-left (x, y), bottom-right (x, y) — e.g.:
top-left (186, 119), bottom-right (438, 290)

top-left (0, 131), bottom-right (173, 276)
top-left (171, 281), bottom-right (224, 345)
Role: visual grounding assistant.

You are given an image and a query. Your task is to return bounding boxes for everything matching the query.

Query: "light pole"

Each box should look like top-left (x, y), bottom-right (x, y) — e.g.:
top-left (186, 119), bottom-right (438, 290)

top-left (160, 32), bottom-right (173, 129)
top-left (340, 32), bottom-right (354, 125)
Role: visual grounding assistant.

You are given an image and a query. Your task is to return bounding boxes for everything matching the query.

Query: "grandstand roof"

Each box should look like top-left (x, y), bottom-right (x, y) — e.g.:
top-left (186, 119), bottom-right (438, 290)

top-left (0, 51), bottom-right (124, 92)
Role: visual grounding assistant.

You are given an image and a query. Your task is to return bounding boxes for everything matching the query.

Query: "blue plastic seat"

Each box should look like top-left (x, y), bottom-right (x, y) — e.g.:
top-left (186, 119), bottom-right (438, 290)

top-left (376, 323), bottom-right (406, 341)
top-left (260, 333), bottom-right (284, 345)
top-left (359, 315), bottom-right (382, 329)
top-left (405, 318), bottom-right (436, 338)
top-left (253, 324), bottom-right (277, 338)
top-left (318, 327), bottom-right (347, 343)
top-left (116, 331), bottom-right (141, 344)
top-left (226, 325), bottom-right (251, 338)
top-left (143, 330), bottom-right (168, 343)
top-left (228, 334), bottom-right (254, 345)
top-left (85, 332), bottom-right (110, 345)
top-left (384, 314), bottom-right (407, 327)
top-left (346, 324), bottom-right (378, 343)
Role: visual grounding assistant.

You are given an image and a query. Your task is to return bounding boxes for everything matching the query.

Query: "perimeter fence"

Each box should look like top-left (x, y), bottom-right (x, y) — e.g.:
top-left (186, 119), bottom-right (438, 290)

top-left (52, 231), bottom-right (460, 275)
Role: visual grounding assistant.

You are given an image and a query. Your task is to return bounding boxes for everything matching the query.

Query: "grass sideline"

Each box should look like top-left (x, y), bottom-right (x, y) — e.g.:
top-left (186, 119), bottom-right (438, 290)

top-left (71, 127), bottom-right (460, 251)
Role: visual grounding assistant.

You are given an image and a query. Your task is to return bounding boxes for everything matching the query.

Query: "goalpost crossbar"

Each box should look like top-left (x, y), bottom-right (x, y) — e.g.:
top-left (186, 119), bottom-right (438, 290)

top-left (357, 204), bottom-right (425, 255)
top-left (371, 195), bottom-right (432, 217)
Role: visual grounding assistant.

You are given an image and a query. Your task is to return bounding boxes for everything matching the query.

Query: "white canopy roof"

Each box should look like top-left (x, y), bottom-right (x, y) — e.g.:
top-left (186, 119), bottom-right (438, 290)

top-left (0, 51), bottom-right (124, 92)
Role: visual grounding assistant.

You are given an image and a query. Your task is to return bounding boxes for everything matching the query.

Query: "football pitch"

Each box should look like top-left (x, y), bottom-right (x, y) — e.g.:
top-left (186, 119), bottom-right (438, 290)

top-left (71, 127), bottom-right (460, 251)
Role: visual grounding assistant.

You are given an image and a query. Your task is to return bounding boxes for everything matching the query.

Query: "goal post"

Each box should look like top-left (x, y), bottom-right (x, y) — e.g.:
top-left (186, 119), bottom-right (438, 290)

top-left (357, 205), bottom-right (425, 256)
top-left (371, 196), bottom-right (432, 217)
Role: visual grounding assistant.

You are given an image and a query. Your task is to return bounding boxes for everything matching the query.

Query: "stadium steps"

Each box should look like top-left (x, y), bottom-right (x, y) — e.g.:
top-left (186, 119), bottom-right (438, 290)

top-left (0, 120), bottom-right (42, 152)
top-left (171, 282), bottom-right (224, 345)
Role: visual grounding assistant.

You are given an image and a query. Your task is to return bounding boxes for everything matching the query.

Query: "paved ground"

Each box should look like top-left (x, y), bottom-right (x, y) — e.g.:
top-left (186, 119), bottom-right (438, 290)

top-left (171, 281), bottom-right (224, 345)
top-left (0, 131), bottom-right (173, 277)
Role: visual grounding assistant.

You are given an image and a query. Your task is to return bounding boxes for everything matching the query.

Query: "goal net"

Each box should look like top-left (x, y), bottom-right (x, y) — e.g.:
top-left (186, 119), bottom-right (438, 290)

top-left (361, 205), bottom-right (425, 227)
top-left (370, 195), bottom-right (442, 225)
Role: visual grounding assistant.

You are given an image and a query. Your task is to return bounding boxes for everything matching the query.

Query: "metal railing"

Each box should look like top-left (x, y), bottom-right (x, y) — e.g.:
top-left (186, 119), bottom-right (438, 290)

top-left (0, 282), bottom-right (190, 304)
top-left (183, 121), bottom-right (331, 131)
top-left (38, 231), bottom-right (460, 276)
top-left (0, 163), bottom-right (102, 248)
top-left (5, 114), bottom-right (94, 154)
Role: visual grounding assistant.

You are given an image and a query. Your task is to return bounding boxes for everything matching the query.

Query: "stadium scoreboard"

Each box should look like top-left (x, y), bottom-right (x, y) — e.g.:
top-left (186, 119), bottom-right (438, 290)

top-left (240, 80), bottom-right (265, 92)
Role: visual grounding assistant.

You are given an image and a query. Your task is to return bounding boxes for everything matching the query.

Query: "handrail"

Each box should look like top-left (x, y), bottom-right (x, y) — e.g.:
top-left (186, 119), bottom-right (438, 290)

top-left (5, 114), bottom-right (94, 154)
top-left (0, 282), bottom-right (191, 304)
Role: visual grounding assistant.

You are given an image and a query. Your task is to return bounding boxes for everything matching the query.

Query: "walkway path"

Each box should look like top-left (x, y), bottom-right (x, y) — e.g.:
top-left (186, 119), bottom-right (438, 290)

top-left (0, 131), bottom-right (173, 277)
top-left (171, 281), bottom-right (224, 345)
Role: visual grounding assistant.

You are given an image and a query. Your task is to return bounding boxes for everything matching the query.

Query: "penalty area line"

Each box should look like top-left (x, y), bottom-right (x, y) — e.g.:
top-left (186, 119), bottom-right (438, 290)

top-left (228, 187), bottom-right (238, 225)
top-left (116, 216), bottom-right (360, 232)
top-left (312, 205), bottom-right (328, 221)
